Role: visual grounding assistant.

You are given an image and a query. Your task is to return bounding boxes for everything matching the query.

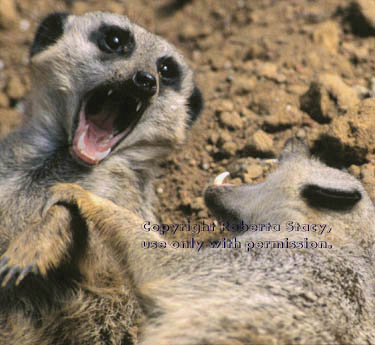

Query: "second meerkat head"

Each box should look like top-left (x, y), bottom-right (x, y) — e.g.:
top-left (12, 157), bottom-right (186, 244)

top-left (205, 139), bottom-right (375, 248)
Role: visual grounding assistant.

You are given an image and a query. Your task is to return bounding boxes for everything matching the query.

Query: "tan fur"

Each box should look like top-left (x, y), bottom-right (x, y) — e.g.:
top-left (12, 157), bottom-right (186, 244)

top-left (0, 11), bottom-right (201, 345)
top-left (44, 140), bottom-right (375, 344)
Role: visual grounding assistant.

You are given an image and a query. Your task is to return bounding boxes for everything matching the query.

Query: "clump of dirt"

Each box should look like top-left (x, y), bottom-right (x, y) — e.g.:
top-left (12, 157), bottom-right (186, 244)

top-left (0, 0), bottom-right (374, 233)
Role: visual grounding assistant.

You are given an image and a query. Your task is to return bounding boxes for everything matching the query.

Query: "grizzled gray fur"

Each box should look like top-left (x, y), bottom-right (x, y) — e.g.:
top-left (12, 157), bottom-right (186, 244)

top-left (0, 11), bottom-right (202, 345)
top-left (46, 139), bottom-right (375, 345)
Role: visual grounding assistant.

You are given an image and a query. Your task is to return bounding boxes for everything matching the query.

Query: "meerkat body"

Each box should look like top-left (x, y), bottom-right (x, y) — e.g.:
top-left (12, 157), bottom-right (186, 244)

top-left (47, 139), bottom-right (375, 345)
top-left (0, 12), bottom-right (202, 345)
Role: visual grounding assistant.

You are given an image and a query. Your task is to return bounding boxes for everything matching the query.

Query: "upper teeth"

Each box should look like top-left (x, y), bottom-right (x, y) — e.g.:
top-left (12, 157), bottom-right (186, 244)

top-left (136, 101), bottom-right (142, 112)
top-left (102, 134), bottom-right (114, 143)
top-left (214, 171), bottom-right (230, 185)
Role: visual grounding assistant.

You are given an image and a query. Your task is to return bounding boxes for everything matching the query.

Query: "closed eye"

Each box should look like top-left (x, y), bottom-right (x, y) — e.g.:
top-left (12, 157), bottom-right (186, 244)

top-left (301, 184), bottom-right (362, 211)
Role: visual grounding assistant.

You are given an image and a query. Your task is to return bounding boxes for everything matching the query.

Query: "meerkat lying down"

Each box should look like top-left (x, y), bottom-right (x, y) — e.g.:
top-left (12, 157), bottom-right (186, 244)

top-left (0, 11), bottom-right (202, 345)
top-left (45, 139), bottom-right (375, 345)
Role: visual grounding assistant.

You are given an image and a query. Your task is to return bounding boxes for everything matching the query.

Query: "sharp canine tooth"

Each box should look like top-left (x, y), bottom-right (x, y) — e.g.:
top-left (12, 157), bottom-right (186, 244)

top-left (103, 134), bottom-right (114, 143)
top-left (96, 148), bottom-right (111, 161)
top-left (77, 125), bottom-right (89, 151)
top-left (214, 171), bottom-right (230, 185)
top-left (107, 89), bottom-right (113, 96)
top-left (136, 102), bottom-right (142, 112)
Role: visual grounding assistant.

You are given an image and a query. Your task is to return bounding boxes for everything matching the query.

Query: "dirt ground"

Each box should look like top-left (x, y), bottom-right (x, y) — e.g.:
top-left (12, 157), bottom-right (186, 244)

top-left (0, 0), bottom-right (374, 232)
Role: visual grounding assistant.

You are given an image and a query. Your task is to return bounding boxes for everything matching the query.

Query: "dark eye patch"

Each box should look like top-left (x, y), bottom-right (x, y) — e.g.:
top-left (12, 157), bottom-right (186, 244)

top-left (91, 24), bottom-right (135, 57)
top-left (301, 184), bottom-right (362, 211)
top-left (157, 56), bottom-right (182, 91)
top-left (30, 12), bottom-right (68, 57)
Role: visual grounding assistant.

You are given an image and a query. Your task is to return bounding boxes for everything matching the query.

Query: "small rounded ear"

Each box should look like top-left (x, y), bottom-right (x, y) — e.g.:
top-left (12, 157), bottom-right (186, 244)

top-left (301, 184), bottom-right (362, 211)
top-left (279, 137), bottom-right (310, 162)
top-left (30, 12), bottom-right (69, 58)
top-left (187, 86), bottom-right (203, 126)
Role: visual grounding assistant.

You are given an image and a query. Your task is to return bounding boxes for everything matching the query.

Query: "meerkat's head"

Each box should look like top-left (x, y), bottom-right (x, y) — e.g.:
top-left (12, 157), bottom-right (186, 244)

top-left (205, 139), bottom-right (375, 247)
top-left (29, 12), bottom-right (203, 166)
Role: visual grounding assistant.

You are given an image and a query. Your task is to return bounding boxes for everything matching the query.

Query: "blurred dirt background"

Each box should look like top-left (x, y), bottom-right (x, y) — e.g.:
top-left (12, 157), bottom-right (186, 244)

top-left (0, 0), bottom-right (374, 230)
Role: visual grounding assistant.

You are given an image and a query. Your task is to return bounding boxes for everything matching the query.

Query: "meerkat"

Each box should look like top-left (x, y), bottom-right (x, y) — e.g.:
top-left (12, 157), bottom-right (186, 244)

top-left (45, 139), bottom-right (375, 345)
top-left (0, 11), bottom-right (202, 345)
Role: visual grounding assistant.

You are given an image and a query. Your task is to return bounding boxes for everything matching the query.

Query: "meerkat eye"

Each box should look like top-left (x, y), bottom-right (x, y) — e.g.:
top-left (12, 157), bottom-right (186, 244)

top-left (301, 184), bottom-right (362, 211)
top-left (106, 32), bottom-right (122, 50)
top-left (97, 25), bottom-right (134, 55)
top-left (158, 57), bottom-right (181, 84)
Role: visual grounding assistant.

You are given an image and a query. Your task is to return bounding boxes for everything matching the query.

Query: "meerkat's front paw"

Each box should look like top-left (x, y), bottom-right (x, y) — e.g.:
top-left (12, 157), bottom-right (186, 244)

top-left (0, 200), bottom-right (78, 288)
top-left (0, 251), bottom-right (39, 287)
top-left (44, 183), bottom-right (108, 223)
top-left (42, 183), bottom-right (86, 218)
top-left (44, 183), bottom-right (117, 219)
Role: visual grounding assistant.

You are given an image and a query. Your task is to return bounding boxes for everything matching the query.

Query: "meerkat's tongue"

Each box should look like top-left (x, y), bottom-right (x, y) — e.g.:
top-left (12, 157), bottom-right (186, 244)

top-left (73, 105), bottom-right (117, 165)
top-left (73, 85), bottom-right (144, 165)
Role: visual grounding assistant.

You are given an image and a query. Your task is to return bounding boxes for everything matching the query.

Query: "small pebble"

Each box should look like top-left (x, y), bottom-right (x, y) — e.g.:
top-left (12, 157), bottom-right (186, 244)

top-left (20, 19), bottom-right (30, 32)
top-left (202, 162), bottom-right (210, 171)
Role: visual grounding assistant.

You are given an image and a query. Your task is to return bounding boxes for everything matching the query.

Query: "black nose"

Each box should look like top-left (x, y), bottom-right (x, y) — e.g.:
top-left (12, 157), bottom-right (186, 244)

top-left (132, 71), bottom-right (157, 97)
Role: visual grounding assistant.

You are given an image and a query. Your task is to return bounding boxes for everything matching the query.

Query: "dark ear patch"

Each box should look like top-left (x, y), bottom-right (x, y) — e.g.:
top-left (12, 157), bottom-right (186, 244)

top-left (187, 86), bottom-right (203, 125)
top-left (30, 12), bottom-right (69, 57)
top-left (301, 184), bottom-right (362, 211)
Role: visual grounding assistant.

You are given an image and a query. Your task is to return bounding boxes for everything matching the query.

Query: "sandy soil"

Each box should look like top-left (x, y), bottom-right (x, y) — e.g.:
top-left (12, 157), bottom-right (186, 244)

top-left (0, 0), bottom-right (374, 234)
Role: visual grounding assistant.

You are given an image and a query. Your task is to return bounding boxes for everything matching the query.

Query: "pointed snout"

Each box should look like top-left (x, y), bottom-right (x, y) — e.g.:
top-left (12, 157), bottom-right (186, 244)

top-left (204, 184), bottom-right (257, 224)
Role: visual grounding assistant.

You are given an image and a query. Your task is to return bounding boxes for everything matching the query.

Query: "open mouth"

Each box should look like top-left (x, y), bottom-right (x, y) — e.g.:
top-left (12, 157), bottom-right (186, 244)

top-left (72, 82), bottom-right (148, 165)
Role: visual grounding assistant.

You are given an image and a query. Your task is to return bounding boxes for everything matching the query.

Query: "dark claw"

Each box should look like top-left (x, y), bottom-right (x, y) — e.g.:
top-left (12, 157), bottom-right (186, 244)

top-left (0, 256), bottom-right (9, 268)
top-left (2, 265), bottom-right (20, 287)
top-left (16, 265), bottom-right (34, 286)
top-left (41, 194), bottom-right (60, 218)
top-left (0, 257), bottom-right (10, 278)
top-left (0, 261), bottom-right (37, 287)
